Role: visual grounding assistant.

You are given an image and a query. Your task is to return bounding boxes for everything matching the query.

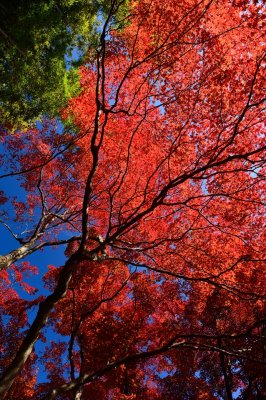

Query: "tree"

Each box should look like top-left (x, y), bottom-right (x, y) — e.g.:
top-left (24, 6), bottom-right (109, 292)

top-left (0, 0), bottom-right (265, 398)
top-left (0, 0), bottom-right (103, 131)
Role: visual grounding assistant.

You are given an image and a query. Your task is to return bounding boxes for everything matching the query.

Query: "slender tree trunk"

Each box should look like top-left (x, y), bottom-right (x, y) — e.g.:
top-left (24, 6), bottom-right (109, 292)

top-left (218, 338), bottom-right (233, 400)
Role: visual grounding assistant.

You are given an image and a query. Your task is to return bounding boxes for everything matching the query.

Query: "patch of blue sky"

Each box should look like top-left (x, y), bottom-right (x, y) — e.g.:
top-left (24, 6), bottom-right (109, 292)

top-left (233, 388), bottom-right (242, 399)
top-left (64, 46), bottom-right (84, 70)
top-left (194, 369), bottom-right (201, 378)
top-left (150, 356), bottom-right (176, 379)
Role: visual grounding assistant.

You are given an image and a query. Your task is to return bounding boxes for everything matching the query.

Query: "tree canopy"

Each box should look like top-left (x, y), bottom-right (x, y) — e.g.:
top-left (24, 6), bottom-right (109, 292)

top-left (0, 0), bottom-right (265, 399)
top-left (0, 0), bottom-right (103, 131)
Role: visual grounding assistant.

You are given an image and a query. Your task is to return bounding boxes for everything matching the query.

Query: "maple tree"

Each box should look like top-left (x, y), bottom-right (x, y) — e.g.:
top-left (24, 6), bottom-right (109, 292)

top-left (0, 0), bottom-right (265, 399)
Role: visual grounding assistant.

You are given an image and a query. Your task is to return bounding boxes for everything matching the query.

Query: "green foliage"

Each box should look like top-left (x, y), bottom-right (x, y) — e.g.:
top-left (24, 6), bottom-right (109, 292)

top-left (0, 0), bottom-right (102, 131)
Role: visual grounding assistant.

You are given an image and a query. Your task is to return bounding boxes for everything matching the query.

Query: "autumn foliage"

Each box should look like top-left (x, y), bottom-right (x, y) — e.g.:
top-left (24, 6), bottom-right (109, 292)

top-left (0, 0), bottom-right (265, 399)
